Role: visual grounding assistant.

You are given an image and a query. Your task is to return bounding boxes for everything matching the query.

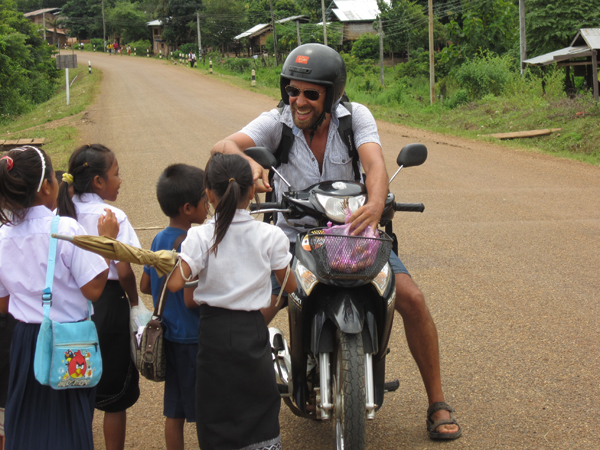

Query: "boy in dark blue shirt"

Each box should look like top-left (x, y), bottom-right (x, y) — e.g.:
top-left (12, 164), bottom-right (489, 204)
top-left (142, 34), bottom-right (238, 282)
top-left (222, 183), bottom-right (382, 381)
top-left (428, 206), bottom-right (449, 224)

top-left (140, 164), bottom-right (207, 450)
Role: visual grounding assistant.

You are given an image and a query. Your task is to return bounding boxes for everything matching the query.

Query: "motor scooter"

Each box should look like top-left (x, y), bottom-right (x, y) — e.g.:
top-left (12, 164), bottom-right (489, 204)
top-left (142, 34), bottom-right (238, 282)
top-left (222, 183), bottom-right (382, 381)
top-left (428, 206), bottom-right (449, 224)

top-left (246, 143), bottom-right (427, 450)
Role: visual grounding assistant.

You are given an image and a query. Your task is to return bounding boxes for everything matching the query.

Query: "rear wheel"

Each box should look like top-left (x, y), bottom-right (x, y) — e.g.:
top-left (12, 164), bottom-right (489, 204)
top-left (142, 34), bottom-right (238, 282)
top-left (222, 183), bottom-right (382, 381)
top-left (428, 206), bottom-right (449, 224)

top-left (333, 332), bottom-right (366, 450)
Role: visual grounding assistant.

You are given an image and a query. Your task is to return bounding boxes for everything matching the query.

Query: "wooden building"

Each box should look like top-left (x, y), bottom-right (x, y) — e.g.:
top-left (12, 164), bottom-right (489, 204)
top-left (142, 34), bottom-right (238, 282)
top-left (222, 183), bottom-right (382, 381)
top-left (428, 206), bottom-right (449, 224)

top-left (147, 19), bottom-right (175, 56)
top-left (524, 28), bottom-right (600, 102)
top-left (326, 0), bottom-right (389, 42)
top-left (234, 15), bottom-right (309, 56)
top-left (24, 8), bottom-right (69, 47)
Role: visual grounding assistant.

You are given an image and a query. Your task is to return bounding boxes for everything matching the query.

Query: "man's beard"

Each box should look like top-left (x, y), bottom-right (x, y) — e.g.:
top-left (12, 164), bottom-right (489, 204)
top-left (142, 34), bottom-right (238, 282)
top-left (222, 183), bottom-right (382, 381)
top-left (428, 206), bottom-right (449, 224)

top-left (291, 102), bottom-right (325, 130)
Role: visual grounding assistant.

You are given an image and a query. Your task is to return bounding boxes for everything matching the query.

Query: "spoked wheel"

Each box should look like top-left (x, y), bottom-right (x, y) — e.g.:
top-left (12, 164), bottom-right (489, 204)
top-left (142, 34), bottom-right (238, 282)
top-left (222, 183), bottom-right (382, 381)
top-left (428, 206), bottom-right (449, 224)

top-left (333, 331), bottom-right (366, 450)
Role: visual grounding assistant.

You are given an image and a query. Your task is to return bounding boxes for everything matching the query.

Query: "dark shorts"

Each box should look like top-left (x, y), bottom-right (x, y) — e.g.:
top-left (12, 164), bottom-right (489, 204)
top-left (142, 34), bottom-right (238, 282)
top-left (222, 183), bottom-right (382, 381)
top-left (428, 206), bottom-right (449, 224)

top-left (271, 243), bottom-right (410, 296)
top-left (164, 339), bottom-right (197, 422)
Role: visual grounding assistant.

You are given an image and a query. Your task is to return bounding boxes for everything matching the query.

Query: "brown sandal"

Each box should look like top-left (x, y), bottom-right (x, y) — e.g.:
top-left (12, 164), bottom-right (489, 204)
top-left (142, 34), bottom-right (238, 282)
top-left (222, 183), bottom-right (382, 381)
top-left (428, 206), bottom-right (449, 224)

top-left (426, 402), bottom-right (462, 440)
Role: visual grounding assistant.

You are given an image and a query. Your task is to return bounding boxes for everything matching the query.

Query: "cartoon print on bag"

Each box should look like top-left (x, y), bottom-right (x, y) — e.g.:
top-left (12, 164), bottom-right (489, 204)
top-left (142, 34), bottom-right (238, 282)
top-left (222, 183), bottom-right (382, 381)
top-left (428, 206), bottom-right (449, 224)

top-left (57, 349), bottom-right (96, 387)
top-left (66, 350), bottom-right (87, 378)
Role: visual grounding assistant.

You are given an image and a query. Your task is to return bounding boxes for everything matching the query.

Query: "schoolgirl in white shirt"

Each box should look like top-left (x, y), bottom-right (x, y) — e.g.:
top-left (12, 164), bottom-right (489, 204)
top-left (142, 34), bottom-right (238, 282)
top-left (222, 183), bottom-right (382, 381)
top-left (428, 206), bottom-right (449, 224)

top-left (0, 146), bottom-right (117, 450)
top-left (56, 144), bottom-right (140, 450)
top-left (168, 153), bottom-right (297, 450)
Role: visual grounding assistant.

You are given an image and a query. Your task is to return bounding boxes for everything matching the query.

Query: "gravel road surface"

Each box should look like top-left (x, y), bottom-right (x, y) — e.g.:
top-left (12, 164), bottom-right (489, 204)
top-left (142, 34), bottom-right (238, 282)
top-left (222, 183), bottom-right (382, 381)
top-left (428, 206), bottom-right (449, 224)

top-left (78, 52), bottom-right (600, 450)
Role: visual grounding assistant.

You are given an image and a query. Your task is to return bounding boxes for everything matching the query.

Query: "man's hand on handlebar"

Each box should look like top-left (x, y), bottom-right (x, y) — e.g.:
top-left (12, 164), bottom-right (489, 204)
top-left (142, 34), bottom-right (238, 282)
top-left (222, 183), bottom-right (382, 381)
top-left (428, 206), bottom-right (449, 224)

top-left (252, 163), bottom-right (272, 193)
top-left (348, 201), bottom-right (384, 236)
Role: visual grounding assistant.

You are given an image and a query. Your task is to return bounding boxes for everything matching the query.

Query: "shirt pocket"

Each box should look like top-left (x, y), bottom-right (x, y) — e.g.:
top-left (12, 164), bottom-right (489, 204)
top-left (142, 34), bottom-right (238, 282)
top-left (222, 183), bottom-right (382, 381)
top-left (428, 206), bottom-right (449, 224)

top-left (328, 146), bottom-right (353, 167)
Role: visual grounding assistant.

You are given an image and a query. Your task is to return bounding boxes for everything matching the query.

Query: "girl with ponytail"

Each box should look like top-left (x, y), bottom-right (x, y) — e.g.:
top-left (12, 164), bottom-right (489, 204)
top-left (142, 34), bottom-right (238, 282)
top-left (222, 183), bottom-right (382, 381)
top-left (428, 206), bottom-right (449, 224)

top-left (167, 152), bottom-right (297, 450)
top-left (56, 144), bottom-right (141, 450)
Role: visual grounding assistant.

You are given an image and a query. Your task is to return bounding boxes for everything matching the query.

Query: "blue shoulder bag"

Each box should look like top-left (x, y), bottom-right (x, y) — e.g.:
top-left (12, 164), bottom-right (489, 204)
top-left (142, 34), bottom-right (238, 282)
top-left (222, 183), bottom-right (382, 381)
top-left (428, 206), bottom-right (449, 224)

top-left (33, 215), bottom-right (103, 389)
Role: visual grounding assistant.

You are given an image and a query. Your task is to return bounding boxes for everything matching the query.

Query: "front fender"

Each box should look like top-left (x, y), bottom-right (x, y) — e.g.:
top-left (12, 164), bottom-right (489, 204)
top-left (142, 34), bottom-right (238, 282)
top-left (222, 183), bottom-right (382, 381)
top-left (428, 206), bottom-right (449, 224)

top-left (310, 292), bottom-right (365, 356)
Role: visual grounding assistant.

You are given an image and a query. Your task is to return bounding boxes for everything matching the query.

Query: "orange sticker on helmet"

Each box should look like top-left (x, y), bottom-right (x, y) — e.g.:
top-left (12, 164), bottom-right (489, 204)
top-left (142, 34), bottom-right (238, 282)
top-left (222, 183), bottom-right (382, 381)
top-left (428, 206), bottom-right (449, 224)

top-left (295, 55), bottom-right (309, 64)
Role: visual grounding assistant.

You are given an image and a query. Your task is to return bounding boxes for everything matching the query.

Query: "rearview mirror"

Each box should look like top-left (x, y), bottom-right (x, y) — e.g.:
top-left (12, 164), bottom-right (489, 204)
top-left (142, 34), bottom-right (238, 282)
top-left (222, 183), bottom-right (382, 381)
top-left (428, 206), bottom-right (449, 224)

top-left (244, 147), bottom-right (277, 169)
top-left (397, 143), bottom-right (427, 167)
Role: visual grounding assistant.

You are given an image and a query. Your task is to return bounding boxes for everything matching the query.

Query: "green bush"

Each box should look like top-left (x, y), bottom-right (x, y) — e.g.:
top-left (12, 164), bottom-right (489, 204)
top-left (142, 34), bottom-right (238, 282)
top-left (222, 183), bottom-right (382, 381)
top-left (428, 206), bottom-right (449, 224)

top-left (351, 33), bottom-right (379, 60)
top-left (454, 52), bottom-right (513, 100)
top-left (223, 58), bottom-right (252, 74)
top-left (444, 89), bottom-right (470, 109)
top-left (90, 38), bottom-right (103, 49)
top-left (126, 40), bottom-right (152, 55)
top-left (178, 43), bottom-right (198, 56)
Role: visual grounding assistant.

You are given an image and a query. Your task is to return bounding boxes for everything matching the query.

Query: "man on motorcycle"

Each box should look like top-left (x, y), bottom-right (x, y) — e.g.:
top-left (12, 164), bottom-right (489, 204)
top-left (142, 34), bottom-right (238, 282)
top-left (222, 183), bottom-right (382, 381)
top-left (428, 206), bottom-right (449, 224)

top-left (211, 43), bottom-right (461, 441)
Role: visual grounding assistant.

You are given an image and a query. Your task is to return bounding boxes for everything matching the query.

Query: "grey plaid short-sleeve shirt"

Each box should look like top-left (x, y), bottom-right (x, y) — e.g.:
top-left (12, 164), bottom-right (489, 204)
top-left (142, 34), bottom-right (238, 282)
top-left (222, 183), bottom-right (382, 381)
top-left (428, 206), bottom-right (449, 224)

top-left (240, 102), bottom-right (382, 242)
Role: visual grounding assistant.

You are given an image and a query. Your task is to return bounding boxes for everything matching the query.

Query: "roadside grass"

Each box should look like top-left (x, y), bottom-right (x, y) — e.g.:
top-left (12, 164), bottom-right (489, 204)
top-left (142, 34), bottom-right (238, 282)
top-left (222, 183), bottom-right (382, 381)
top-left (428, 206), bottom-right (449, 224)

top-left (0, 65), bottom-right (102, 169)
top-left (205, 57), bottom-right (600, 165)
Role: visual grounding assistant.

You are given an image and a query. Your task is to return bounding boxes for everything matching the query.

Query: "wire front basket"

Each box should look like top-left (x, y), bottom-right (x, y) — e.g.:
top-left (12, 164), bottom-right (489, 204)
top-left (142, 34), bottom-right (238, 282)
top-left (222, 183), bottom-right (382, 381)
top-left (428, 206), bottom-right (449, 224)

top-left (307, 230), bottom-right (393, 280)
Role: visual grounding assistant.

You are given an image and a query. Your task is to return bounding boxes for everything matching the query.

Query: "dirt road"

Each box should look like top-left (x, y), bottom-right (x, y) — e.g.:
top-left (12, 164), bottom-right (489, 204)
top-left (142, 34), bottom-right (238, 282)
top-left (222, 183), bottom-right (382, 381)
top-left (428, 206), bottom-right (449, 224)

top-left (79, 52), bottom-right (600, 449)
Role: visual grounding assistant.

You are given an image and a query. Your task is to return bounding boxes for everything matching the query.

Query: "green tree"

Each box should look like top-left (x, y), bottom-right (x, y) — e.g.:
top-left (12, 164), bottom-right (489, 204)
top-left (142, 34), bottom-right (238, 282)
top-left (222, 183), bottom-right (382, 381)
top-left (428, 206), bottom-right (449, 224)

top-left (61, 0), bottom-right (110, 40)
top-left (526, 0), bottom-right (600, 57)
top-left (201, 0), bottom-right (244, 52)
top-left (1, 0), bottom-right (60, 118)
top-left (376, 0), bottom-right (442, 56)
top-left (156, 0), bottom-right (202, 47)
top-left (106, 1), bottom-right (149, 43)
top-left (444, 0), bottom-right (518, 58)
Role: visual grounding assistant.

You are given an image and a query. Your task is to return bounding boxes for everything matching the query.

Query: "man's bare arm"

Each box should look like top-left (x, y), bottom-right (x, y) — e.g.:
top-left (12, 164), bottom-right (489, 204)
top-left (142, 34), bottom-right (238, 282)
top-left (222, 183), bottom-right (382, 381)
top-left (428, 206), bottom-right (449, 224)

top-left (211, 133), bottom-right (271, 191)
top-left (349, 142), bottom-right (388, 234)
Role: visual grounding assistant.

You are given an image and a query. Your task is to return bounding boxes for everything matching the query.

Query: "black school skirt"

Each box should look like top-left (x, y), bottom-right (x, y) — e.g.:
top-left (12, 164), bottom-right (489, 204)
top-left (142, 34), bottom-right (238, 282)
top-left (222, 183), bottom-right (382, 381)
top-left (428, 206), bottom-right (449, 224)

top-left (196, 305), bottom-right (282, 450)
top-left (5, 322), bottom-right (96, 450)
top-left (92, 280), bottom-right (140, 412)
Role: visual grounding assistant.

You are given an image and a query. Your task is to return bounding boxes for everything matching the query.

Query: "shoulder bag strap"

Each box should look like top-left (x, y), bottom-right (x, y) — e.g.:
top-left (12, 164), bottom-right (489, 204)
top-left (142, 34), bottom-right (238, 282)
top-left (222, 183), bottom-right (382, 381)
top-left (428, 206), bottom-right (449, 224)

top-left (41, 215), bottom-right (61, 319)
top-left (153, 233), bottom-right (187, 318)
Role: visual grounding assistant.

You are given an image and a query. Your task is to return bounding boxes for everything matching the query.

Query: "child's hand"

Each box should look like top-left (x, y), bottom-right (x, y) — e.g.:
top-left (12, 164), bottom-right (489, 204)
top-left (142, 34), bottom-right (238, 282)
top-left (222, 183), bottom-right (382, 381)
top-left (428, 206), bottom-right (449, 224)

top-left (98, 208), bottom-right (119, 238)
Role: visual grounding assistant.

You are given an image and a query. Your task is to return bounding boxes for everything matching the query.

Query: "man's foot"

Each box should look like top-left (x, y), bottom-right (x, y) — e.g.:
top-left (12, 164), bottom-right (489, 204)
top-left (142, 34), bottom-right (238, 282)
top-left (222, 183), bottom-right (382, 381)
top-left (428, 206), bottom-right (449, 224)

top-left (426, 402), bottom-right (462, 440)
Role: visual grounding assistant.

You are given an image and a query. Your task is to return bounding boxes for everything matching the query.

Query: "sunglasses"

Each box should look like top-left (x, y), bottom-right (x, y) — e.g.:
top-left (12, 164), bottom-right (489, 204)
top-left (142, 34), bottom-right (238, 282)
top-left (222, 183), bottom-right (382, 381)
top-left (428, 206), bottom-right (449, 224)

top-left (285, 85), bottom-right (324, 101)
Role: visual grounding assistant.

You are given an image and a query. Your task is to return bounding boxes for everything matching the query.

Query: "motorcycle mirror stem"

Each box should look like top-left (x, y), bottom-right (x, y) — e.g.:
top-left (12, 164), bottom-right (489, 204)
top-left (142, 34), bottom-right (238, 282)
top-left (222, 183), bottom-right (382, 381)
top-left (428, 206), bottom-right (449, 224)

top-left (244, 147), bottom-right (293, 190)
top-left (389, 143), bottom-right (428, 185)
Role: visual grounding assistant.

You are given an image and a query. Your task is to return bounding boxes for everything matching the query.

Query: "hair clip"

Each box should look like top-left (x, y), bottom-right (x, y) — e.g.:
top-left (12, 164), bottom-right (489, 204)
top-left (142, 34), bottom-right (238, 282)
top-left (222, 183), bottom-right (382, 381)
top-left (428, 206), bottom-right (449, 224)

top-left (1, 156), bottom-right (13, 171)
top-left (62, 173), bottom-right (74, 185)
top-left (229, 178), bottom-right (236, 183)
top-left (83, 162), bottom-right (89, 168)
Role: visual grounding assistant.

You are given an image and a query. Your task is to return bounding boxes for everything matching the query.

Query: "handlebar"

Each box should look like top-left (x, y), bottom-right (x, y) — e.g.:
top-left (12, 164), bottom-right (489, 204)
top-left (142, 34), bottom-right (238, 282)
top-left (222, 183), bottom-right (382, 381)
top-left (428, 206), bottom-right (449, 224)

top-left (249, 202), bottom-right (282, 212)
top-left (394, 202), bottom-right (425, 213)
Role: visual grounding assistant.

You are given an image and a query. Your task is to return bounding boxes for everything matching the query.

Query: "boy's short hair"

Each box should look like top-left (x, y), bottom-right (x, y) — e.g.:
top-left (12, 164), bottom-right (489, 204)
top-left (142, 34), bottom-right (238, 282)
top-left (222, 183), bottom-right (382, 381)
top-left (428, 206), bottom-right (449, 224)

top-left (157, 164), bottom-right (205, 218)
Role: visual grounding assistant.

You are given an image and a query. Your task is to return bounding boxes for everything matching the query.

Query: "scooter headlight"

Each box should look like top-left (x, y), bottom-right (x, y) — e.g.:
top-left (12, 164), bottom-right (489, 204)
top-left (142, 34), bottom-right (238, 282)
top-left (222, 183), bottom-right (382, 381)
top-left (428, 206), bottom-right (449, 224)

top-left (315, 194), bottom-right (366, 223)
top-left (371, 263), bottom-right (392, 296)
top-left (295, 261), bottom-right (318, 295)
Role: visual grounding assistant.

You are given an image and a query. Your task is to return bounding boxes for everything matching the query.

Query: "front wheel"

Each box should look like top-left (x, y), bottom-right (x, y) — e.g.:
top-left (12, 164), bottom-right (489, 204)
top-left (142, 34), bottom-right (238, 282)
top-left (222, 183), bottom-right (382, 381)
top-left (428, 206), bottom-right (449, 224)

top-left (333, 331), bottom-right (366, 450)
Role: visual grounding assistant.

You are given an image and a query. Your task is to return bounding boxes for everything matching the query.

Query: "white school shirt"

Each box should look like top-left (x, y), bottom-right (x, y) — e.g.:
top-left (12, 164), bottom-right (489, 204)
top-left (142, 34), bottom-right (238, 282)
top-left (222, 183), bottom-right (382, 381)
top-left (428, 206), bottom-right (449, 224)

top-left (240, 102), bottom-right (382, 242)
top-left (72, 193), bottom-right (141, 280)
top-left (180, 209), bottom-right (292, 311)
top-left (0, 206), bottom-right (108, 323)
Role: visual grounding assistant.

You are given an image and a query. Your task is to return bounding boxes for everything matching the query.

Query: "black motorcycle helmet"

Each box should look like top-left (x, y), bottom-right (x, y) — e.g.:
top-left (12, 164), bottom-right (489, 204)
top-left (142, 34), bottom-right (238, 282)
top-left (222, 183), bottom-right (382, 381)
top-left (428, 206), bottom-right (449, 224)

top-left (280, 44), bottom-right (347, 114)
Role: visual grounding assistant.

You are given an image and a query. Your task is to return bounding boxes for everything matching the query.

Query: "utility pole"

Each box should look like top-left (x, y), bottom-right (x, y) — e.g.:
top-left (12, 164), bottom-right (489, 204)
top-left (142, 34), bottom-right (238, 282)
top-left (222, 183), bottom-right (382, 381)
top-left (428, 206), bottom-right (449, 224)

top-left (296, 20), bottom-right (301, 46)
top-left (43, 12), bottom-right (46, 42)
top-left (379, 16), bottom-right (385, 87)
top-left (102, 0), bottom-right (106, 52)
top-left (269, 0), bottom-right (278, 63)
top-left (519, 0), bottom-right (527, 76)
top-left (321, 0), bottom-right (327, 46)
top-left (428, 0), bottom-right (435, 104)
top-left (197, 12), bottom-right (203, 58)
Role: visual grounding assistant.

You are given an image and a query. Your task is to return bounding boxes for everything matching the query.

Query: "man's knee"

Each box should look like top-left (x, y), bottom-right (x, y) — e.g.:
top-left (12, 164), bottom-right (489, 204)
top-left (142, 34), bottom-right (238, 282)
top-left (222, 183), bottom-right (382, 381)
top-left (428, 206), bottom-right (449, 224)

top-left (394, 273), bottom-right (427, 318)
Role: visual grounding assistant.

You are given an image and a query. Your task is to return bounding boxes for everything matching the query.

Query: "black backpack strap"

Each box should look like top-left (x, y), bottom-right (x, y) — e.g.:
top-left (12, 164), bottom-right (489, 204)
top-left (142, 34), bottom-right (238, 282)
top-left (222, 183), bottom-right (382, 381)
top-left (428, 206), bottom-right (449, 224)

top-left (338, 101), bottom-right (361, 182)
top-left (275, 123), bottom-right (295, 166)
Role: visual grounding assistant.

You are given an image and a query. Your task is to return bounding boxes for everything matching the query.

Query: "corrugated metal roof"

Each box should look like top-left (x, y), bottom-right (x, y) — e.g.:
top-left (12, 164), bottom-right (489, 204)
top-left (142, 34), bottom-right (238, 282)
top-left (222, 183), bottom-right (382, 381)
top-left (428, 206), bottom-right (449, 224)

top-left (147, 19), bottom-right (163, 27)
top-left (234, 24), bottom-right (270, 41)
top-left (277, 15), bottom-right (310, 24)
top-left (328, 0), bottom-right (389, 22)
top-left (571, 28), bottom-right (600, 50)
top-left (24, 8), bottom-right (61, 17)
top-left (523, 46), bottom-right (591, 66)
